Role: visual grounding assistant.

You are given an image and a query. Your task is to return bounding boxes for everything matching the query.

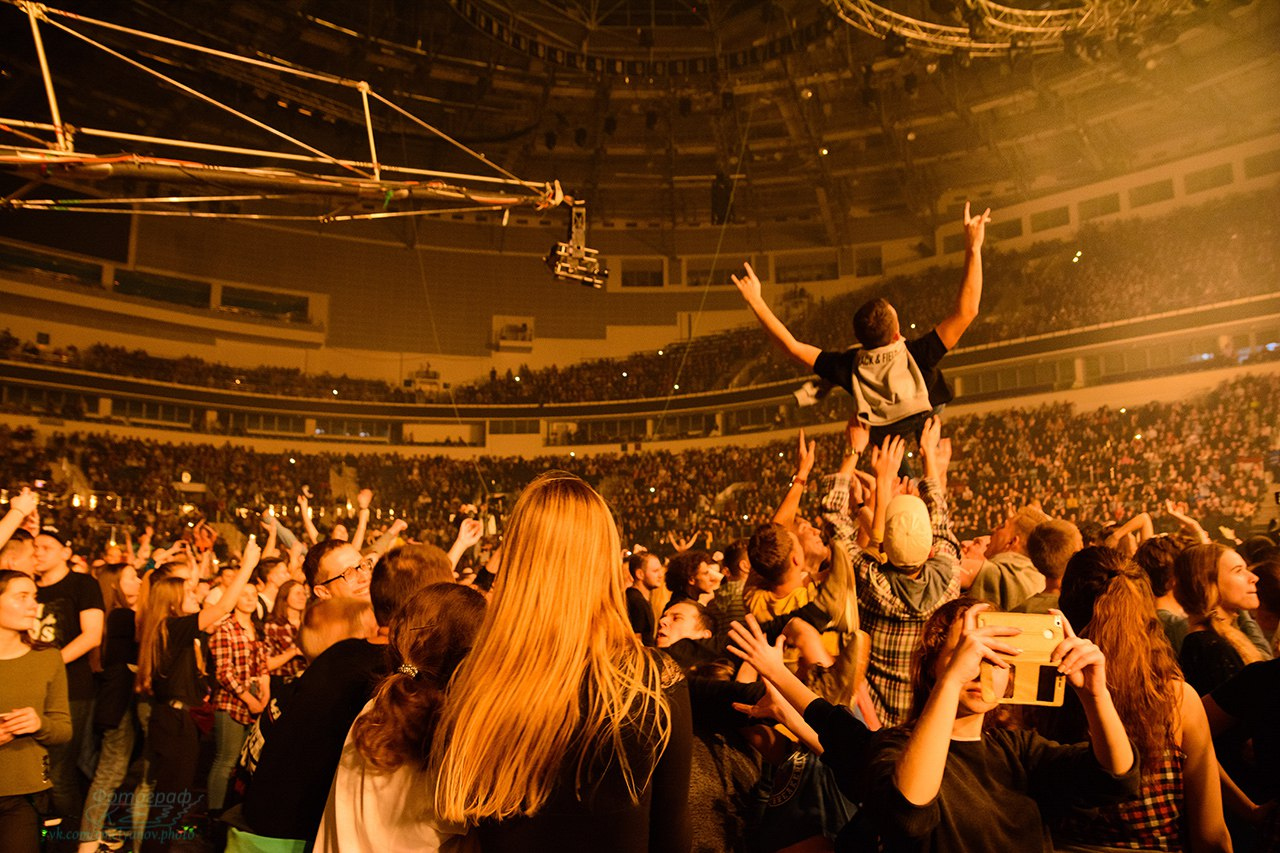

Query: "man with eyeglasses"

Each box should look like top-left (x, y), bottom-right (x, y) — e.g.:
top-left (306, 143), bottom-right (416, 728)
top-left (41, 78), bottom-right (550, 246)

top-left (302, 540), bottom-right (373, 601)
top-left (235, 533), bottom-right (437, 847)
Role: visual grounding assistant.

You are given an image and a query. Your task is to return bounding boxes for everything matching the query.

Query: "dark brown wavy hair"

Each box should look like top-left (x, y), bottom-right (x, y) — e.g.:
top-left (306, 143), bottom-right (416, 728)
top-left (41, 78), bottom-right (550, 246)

top-left (0, 569), bottom-right (40, 648)
top-left (908, 596), bottom-right (984, 723)
top-left (1059, 546), bottom-right (1181, 771)
top-left (268, 580), bottom-right (305, 625)
top-left (352, 582), bottom-right (485, 772)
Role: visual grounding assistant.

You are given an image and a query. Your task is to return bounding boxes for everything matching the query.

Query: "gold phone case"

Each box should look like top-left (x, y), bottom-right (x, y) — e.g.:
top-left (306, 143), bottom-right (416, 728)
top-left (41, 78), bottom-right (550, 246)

top-left (976, 611), bottom-right (1066, 707)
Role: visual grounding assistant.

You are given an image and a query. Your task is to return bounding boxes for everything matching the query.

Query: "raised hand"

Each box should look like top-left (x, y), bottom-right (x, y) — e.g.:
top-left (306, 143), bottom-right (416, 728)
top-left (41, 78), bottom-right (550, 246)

top-left (730, 262), bottom-right (763, 303)
top-left (919, 416), bottom-right (940, 460)
top-left (845, 417), bottom-right (871, 458)
top-left (852, 468), bottom-right (877, 501)
top-left (796, 428), bottom-right (816, 481)
top-left (454, 518), bottom-right (484, 552)
top-left (726, 615), bottom-right (788, 683)
top-left (357, 488), bottom-right (373, 511)
top-left (194, 521), bottom-right (218, 552)
top-left (1049, 609), bottom-right (1108, 697)
top-left (939, 604), bottom-right (1021, 689)
top-left (731, 678), bottom-right (789, 723)
top-left (872, 435), bottom-right (907, 490)
top-left (7, 487), bottom-right (38, 518)
top-left (936, 437), bottom-right (953, 474)
top-left (241, 536), bottom-right (262, 573)
top-left (666, 531), bottom-right (698, 553)
top-left (963, 201), bottom-right (992, 252)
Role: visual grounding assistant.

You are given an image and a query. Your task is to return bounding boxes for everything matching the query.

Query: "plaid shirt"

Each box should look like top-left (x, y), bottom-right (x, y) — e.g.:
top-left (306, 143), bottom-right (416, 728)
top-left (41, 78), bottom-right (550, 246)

top-left (263, 621), bottom-right (306, 680)
top-left (823, 474), bottom-right (961, 726)
top-left (1057, 748), bottom-right (1184, 851)
top-left (208, 617), bottom-right (269, 725)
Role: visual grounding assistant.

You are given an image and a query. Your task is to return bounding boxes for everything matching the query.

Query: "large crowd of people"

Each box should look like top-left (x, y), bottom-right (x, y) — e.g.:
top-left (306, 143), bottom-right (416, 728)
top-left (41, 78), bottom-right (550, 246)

top-left (3, 187), bottom-right (1276, 405)
top-left (0, 378), bottom-right (1277, 852)
top-left (2, 373), bottom-right (1274, 553)
top-left (0, 180), bottom-right (1278, 852)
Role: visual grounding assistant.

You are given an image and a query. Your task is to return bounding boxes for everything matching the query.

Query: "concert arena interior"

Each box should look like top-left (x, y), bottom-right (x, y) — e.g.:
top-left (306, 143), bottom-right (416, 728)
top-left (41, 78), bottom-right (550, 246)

top-left (0, 1), bottom-right (1278, 852)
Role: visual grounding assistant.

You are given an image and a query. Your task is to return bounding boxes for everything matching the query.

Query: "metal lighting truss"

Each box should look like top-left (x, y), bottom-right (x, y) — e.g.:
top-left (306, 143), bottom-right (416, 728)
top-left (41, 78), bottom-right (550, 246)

top-left (823, 0), bottom-right (1194, 57)
top-left (0, 0), bottom-right (574, 224)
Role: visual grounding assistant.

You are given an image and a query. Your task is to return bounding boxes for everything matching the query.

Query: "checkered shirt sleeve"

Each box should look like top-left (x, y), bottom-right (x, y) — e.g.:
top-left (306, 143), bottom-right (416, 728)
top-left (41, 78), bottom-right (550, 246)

top-left (209, 619), bottom-right (268, 725)
top-left (819, 472), bottom-right (859, 551)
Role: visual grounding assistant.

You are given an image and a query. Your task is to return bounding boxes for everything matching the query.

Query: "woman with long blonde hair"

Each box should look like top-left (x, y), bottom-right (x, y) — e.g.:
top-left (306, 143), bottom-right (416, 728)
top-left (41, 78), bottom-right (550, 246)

top-left (135, 539), bottom-right (260, 853)
top-left (430, 472), bottom-right (692, 852)
top-left (1046, 546), bottom-right (1231, 852)
top-left (1175, 543), bottom-right (1267, 695)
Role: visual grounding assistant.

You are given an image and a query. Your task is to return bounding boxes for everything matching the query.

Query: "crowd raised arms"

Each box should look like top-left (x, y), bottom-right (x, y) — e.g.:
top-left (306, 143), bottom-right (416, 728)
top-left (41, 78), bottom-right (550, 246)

top-left (0, 373), bottom-right (1273, 556)
top-left (3, 187), bottom-right (1277, 406)
top-left (0, 188), bottom-right (1277, 852)
top-left (0, 393), bottom-right (1275, 851)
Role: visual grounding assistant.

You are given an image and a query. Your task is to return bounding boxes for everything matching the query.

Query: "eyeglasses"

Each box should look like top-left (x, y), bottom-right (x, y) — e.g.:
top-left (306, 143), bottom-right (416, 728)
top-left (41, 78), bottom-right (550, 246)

top-left (317, 556), bottom-right (375, 588)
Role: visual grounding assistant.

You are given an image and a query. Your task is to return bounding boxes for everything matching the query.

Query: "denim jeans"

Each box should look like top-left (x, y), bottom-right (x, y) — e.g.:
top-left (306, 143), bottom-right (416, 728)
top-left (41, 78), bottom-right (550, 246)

top-left (79, 702), bottom-right (136, 844)
top-left (44, 697), bottom-right (92, 823)
top-left (208, 710), bottom-right (249, 812)
top-left (131, 699), bottom-right (152, 853)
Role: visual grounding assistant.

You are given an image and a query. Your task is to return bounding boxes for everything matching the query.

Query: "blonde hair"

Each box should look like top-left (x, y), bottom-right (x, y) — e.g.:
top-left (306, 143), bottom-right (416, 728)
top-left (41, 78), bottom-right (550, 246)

top-left (1174, 543), bottom-right (1265, 667)
top-left (430, 472), bottom-right (671, 823)
top-left (135, 577), bottom-right (192, 697)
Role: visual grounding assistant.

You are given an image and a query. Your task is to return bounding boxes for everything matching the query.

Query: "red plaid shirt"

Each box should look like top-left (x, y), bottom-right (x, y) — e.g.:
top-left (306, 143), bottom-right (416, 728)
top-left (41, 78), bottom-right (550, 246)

top-left (1057, 747), bottom-right (1184, 851)
top-left (208, 617), bottom-right (268, 725)
top-left (263, 620), bottom-right (306, 680)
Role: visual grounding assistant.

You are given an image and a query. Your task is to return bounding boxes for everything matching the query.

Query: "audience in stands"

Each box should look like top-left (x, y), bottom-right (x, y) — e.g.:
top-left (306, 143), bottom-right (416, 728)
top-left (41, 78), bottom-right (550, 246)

top-left (0, 373), bottom-right (1275, 557)
top-left (3, 187), bottom-right (1277, 406)
top-left (0, 184), bottom-right (1279, 849)
top-left (0, 382), bottom-right (1275, 850)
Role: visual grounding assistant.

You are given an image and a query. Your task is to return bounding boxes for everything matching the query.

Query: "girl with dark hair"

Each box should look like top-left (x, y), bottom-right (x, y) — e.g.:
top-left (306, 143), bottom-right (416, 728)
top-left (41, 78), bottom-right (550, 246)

top-left (0, 569), bottom-right (71, 853)
top-left (315, 582), bottom-right (485, 851)
top-left (1175, 543), bottom-right (1267, 695)
top-left (135, 540), bottom-right (260, 853)
top-left (264, 579), bottom-right (307, 688)
top-left (864, 596), bottom-right (1139, 852)
top-left (1046, 546), bottom-right (1231, 852)
top-left (78, 563), bottom-right (142, 852)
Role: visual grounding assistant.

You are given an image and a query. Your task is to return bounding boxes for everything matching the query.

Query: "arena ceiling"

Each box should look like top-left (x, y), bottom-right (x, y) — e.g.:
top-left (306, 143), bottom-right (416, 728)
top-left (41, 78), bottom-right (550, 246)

top-left (0, 0), bottom-right (1277, 245)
